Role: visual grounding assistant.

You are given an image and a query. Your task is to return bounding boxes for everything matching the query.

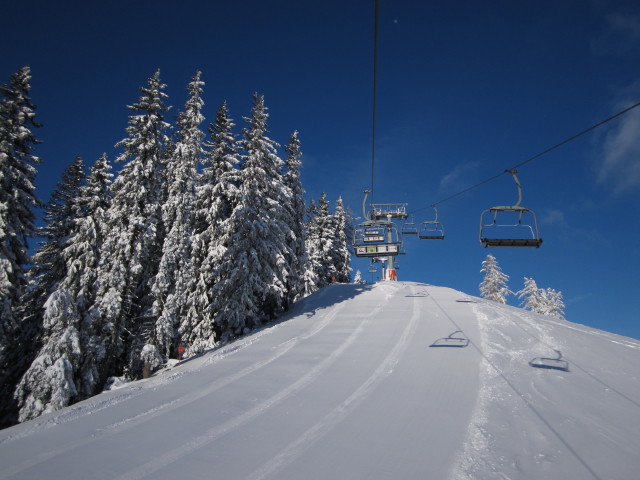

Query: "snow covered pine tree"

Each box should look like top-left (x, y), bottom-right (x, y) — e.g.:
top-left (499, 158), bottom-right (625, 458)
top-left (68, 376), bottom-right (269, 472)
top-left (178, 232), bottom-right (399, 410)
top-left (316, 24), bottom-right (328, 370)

top-left (0, 66), bottom-right (42, 427)
top-left (332, 196), bottom-right (352, 283)
top-left (516, 277), bottom-right (542, 312)
top-left (90, 70), bottom-right (170, 381)
top-left (180, 101), bottom-right (240, 355)
top-left (209, 94), bottom-right (292, 339)
top-left (353, 270), bottom-right (364, 284)
top-left (15, 156), bottom-right (87, 421)
top-left (303, 199), bottom-right (322, 295)
top-left (282, 131), bottom-right (308, 308)
top-left (517, 277), bottom-right (565, 319)
top-left (27, 156), bottom-right (86, 325)
top-left (149, 71), bottom-right (204, 364)
top-left (15, 154), bottom-right (114, 421)
top-left (479, 254), bottom-right (512, 303)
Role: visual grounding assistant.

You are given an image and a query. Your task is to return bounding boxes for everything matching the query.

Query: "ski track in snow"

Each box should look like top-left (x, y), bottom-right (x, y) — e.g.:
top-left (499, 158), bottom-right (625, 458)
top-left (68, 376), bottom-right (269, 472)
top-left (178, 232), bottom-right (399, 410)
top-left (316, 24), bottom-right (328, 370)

top-left (0, 284), bottom-right (350, 449)
top-left (3, 282), bottom-right (639, 480)
top-left (113, 284), bottom-right (399, 480)
top-left (0, 387), bottom-right (145, 447)
top-left (0, 289), bottom-right (358, 479)
top-left (244, 284), bottom-right (422, 480)
top-left (453, 303), bottom-right (570, 479)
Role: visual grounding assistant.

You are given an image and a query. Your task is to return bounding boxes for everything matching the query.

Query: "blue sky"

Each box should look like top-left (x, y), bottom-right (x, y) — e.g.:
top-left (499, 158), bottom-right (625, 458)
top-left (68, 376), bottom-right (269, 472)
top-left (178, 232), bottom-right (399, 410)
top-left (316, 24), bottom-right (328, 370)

top-left (3, 0), bottom-right (640, 339)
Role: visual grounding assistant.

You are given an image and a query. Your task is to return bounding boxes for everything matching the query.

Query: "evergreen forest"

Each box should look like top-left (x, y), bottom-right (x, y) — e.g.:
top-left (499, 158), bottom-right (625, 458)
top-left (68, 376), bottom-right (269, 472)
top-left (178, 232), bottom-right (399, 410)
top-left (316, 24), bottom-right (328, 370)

top-left (0, 67), bottom-right (353, 427)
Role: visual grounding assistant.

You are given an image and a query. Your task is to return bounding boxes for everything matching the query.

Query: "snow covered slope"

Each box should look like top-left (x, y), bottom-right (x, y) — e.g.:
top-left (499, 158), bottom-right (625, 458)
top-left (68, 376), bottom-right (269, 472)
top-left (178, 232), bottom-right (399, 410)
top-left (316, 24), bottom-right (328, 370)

top-left (0, 282), bottom-right (639, 480)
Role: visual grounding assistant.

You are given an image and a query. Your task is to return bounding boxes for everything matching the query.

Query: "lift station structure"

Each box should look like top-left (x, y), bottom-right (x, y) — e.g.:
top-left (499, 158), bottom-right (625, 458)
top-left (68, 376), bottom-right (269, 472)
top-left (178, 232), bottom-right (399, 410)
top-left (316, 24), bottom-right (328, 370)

top-left (353, 190), bottom-right (409, 281)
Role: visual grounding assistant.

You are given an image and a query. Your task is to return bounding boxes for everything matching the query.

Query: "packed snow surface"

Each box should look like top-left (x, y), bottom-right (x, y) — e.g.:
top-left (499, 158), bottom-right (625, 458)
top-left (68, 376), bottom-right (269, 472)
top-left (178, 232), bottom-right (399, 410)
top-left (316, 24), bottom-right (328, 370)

top-left (1, 282), bottom-right (639, 479)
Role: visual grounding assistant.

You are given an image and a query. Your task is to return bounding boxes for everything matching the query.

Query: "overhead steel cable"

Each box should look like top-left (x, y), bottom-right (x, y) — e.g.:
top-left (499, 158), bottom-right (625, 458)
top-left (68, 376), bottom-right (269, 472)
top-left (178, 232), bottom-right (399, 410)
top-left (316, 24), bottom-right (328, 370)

top-left (370, 0), bottom-right (380, 196)
top-left (410, 100), bottom-right (640, 215)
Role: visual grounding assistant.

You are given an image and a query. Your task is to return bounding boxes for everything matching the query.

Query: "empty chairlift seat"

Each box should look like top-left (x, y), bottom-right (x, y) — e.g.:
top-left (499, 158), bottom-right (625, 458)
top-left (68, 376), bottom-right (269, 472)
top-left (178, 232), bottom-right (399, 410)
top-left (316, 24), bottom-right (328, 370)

top-left (480, 206), bottom-right (543, 248)
top-left (401, 216), bottom-right (419, 235)
top-left (479, 170), bottom-right (542, 248)
top-left (419, 205), bottom-right (445, 240)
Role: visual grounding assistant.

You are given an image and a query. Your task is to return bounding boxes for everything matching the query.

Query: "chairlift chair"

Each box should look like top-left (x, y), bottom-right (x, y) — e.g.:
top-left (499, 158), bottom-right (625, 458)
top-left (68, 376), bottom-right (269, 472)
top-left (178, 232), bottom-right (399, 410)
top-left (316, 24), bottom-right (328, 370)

top-left (529, 350), bottom-right (569, 371)
top-left (419, 205), bottom-right (445, 240)
top-left (430, 330), bottom-right (469, 348)
top-left (479, 170), bottom-right (542, 248)
top-left (401, 215), bottom-right (419, 235)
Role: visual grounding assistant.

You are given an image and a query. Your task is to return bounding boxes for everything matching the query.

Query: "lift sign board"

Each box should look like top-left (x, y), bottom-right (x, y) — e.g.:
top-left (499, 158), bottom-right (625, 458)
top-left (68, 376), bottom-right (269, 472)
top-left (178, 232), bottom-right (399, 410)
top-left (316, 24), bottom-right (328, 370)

top-left (355, 243), bottom-right (400, 258)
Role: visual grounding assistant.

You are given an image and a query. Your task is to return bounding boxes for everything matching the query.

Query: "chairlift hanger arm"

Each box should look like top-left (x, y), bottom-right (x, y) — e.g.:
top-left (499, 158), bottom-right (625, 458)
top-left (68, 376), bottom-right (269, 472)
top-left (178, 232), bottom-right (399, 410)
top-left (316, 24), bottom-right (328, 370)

top-left (362, 189), bottom-right (372, 221)
top-left (431, 204), bottom-right (439, 223)
top-left (506, 169), bottom-right (523, 208)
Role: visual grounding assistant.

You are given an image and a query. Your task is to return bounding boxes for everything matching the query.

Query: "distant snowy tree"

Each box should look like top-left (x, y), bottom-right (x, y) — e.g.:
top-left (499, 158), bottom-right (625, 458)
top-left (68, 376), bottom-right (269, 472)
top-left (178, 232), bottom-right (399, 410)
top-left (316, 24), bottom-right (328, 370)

top-left (479, 254), bottom-right (511, 303)
top-left (282, 131), bottom-right (307, 306)
top-left (0, 66), bottom-right (42, 427)
top-left (209, 94), bottom-right (292, 338)
top-left (516, 277), bottom-right (542, 312)
top-left (353, 270), bottom-right (365, 284)
top-left (314, 193), bottom-right (337, 286)
top-left (331, 196), bottom-right (352, 283)
top-left (302, 199), bottom-right (321, 296)
top-left (302, 194), bottom-right (352, 287)
top-left (517, 278), bottom-right (566, 319)
top-left (149, 72), bottom-right (204, 359)
top-left (181, 101), bottom-right (240, 355)
top-left (91, 70), bottom-right (170, 381)
top-left (540, 288), bottom-right (565, 319)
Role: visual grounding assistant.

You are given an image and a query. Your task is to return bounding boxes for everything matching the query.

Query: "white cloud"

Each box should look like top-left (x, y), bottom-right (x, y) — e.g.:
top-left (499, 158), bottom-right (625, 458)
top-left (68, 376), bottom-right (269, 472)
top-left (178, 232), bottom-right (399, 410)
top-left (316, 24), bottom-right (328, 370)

top-left (541, 209), bottom-right (568, 227)
top-left (565, 292), bottom-right (593, 306)
top-left (591, 12), bottom-right (640, 56)
top-left (597, 108), bottom-right (640, 196)
top-left (607, 12), bottom-right (640, 43)
top-left (439, 161), bottom-right (480, 192)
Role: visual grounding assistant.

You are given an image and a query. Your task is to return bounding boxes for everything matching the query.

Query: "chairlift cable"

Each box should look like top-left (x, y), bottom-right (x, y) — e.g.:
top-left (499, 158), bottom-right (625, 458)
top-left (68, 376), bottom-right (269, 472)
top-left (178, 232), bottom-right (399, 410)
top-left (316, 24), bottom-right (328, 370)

top-left (370, 0), bottom-right (380, 196)
top-left (409, 100), bottom-right (640, 215)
